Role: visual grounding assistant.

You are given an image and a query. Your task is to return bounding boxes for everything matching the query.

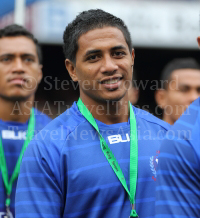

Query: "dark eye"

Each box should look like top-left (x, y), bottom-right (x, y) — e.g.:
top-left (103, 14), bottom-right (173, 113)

top-left (24, 57), bottom-right (34, 63)
top-left (88, 55), bottom-right (97, 60)
top-left (1, 57), bottom-right (11, 62)
top-left (112, 51), bottom-right (126, 58)
top-left (179, 86), bottom-right (189, 92)
top-left (86, 54), bottom-right (101, 62)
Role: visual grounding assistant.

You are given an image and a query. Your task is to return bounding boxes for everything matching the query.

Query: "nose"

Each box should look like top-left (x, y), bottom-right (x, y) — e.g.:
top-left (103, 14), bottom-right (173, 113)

top-left (101, 55), bottom-right (118, 74)
top-left (12, 58), bottom-right (24, 74)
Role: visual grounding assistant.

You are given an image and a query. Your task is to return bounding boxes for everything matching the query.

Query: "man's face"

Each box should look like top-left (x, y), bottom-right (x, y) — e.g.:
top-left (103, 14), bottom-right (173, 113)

top-left (66, 27), bottom-right (134, 104)
top-left (164, 69), bottom-right (200, 123)
top-left (0, 36), bottom-right (42, 101)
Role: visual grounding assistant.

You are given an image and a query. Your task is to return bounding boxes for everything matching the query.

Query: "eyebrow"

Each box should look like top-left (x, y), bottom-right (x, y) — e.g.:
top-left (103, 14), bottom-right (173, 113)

top-left (85, 49), bottom-right (101, 57)
top-left (21, 54), bottom-right (36, 59)
top-left (110, 45), bottom-right (127, 51)
top-left (0, 53), bottom-right (36, 58)
top-left (179, 84), bottom-right (200, 88)
top-left (84, 45), bottom-right (127, 57)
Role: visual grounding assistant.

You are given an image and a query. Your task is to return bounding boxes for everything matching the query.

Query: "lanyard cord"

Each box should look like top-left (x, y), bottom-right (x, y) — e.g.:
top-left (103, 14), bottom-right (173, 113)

top-left (0, 108), bottom-right (35, 207)
top-left (77, 99), bottom-right (138, 217)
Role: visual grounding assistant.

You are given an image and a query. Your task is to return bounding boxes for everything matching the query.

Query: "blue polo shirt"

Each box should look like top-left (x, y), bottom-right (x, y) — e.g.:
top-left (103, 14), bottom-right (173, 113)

top-left (16, 103), bottom-right (169, 218)
top-left (156, 98), bottom-right (200, 218)
top-left (0, 108), bottom-right (51, 218)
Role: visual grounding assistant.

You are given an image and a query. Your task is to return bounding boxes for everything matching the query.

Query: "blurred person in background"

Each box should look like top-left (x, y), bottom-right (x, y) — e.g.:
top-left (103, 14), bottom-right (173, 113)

top-left (128, 68), bottom-right (139, 105)
top-left (198, 37), bottom-right (200, 47)
top-left (155, 39), bottom-right (200, 218)
top-left (0, 24), bottom-right (51, 218)
top-left (155, 57), bottom-right (200, 125)
top-left (15, 9), bottom-right (169, 218)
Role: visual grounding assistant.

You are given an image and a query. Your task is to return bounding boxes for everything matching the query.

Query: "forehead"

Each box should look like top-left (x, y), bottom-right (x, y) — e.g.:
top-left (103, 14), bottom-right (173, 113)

top-left (0, 36), bottom-right (37, 56)
top-left (77, 27), bottom-right (128, 53)
top-left (171, 69), bottom-right (200, 85)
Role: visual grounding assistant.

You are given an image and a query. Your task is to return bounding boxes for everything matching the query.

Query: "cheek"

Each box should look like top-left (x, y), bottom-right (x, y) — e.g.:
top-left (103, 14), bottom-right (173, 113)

top-left (168, 91), bottom-right (183, 103)
top-left (0, 72), bottom-right (7, 85)
top-left (29, 65), bottom-right (39, 73)
top-left (78, 66), bottom-right (98, 81)
top-left (119, 61), bottom-right (132, 72)
top-left (167, 95), bottom-right (188, 114)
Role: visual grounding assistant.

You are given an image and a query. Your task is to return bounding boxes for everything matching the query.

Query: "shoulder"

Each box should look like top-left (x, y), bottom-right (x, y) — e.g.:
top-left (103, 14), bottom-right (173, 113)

top-left (165, 98), bottom-right (200, 139)
top-left (160, 98), bottom-right (200, 155)
top-left (33, 108), bottom-right (52, 127)
top-left (31, 102), bottom-right (86, 149)
top-left (157, 98), bottom-right (200, 168)
top-left (174, 97), bottom-right (200, 129)
top-left (132, 105), bottom-right (170, 131)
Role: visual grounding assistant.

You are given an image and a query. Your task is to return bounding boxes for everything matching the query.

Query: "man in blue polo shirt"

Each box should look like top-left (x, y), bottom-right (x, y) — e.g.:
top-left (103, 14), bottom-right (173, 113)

top-left (16, 9), bottom-right (169, 218)
top-left (0, 24), bottom-right (51, 218)
top-left (155, 37), bottom-right (200, 218)
top-left (156, 98), bottom-right (200, 218)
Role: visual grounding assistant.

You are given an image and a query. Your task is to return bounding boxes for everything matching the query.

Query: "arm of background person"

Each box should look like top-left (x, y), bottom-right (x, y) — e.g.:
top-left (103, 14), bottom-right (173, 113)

top-left (155, 98), bottom-right (200, 218)
top-left (15, 137), bottom-right (64, 218)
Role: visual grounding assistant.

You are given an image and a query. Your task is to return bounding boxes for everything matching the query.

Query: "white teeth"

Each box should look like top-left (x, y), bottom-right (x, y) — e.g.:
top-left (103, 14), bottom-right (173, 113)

top-left (103, 79), bottom-right (119, 84)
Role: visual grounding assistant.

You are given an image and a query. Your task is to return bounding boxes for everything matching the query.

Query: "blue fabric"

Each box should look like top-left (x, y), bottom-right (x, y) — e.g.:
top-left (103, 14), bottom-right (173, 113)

top-left (15, 103), bottom-right (169, 218)
top-left (156, 98), bottom-right (200, 218)
top-left (0, 108), bottom-right (51, 218)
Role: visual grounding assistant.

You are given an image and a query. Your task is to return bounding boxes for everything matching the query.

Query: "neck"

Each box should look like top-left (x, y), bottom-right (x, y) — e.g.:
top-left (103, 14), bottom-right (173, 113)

top-left (0, 96), bottom-right (34, 123)
top-left (163, 114), bottom-right (174, 125)
top-left (80, 96), bottom-right (130, 125)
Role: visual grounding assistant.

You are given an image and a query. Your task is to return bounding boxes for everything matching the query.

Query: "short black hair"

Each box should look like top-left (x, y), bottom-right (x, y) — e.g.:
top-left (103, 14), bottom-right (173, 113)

top-left (0, 24), bottom-right (42, 64)
top-left (161, 58), bottom-right (200, 89)
top-left (63, 9), bottom-right (132, 64)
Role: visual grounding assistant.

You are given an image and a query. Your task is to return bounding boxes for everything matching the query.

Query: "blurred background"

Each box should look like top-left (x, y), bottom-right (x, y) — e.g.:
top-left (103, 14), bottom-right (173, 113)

top-left (0, 0), bottom-right (200, 118)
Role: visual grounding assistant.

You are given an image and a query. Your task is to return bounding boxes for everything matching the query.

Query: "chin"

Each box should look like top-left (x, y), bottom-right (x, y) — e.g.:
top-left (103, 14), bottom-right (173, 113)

top-left (0, 94), bottom-right (32, 102)
top-left (99, 93), bottom-right (127, 103)
top-left (107, 91), bottom-right (127, 101)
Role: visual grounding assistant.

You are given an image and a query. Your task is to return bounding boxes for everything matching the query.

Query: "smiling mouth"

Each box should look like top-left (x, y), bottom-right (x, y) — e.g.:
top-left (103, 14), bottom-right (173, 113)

top-left (99, 77), bottom-right (123, 90)
top-left (101, 77), bottom-right (122, 84)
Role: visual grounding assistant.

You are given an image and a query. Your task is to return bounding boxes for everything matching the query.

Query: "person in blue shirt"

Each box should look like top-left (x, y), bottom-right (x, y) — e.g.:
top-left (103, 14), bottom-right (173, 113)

top-left (155, 37), bottom-right (200, 218)
top-left (0, 24), bottom-right (51, 218)
top-left (156, 97), bottom-right (200, 218)
top-left (16, 9), bottom-right (169, 218)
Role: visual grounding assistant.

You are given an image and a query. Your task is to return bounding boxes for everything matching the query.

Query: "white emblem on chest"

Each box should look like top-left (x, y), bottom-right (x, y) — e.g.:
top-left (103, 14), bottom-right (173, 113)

top-left (108, 134), bottom-right (130, 144)
top-left (2, 130), bottom-right (26, 140)
top-left (0, 211), bottom-right (14, 218)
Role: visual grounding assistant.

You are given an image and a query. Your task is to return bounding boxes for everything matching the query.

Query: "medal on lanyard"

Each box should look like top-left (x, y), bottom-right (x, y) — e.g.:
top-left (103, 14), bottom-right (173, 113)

top-left (0, 108), bottom-right (35, 217)
top-left (77, 99), bottom-right (139, 217)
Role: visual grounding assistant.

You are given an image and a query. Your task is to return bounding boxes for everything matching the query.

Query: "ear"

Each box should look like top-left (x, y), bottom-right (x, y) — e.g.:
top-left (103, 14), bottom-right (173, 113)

top-left (131, 48), bottom-right (135, 65)
top-left (155, 89), bottom-right (167, 109)
top-left (37, 64), bottom-right (43, 84)
top-left (197, 37), bottom-right (200, 48)
top-left (65, 59), bottom-right (78, 82)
